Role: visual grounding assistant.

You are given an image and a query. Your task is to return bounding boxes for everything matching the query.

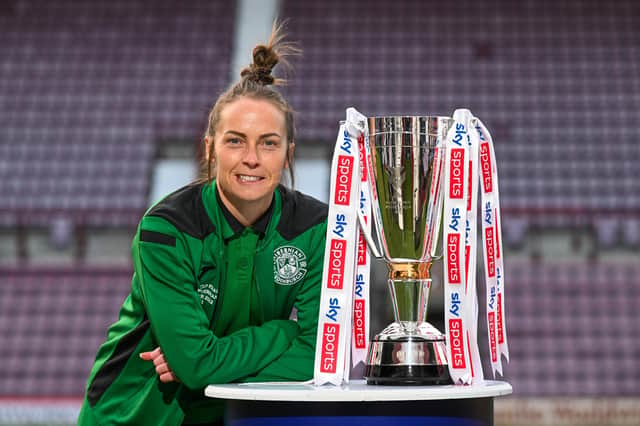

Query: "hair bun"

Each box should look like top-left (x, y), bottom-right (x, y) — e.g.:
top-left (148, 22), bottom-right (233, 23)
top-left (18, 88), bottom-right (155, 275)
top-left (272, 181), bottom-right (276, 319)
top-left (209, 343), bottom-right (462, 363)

top-left (239, 21), bottom-right (300, 87)
top-left (252, 45), bottom-right (278, 70)
top-left (240, 45), bottom-right (279, 86)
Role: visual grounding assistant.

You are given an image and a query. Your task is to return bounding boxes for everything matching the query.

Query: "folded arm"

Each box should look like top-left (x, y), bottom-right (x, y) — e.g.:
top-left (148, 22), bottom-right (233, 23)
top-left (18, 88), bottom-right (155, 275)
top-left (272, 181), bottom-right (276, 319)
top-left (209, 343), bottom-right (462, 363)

top-left (135, 218), bottom-right (299, 389)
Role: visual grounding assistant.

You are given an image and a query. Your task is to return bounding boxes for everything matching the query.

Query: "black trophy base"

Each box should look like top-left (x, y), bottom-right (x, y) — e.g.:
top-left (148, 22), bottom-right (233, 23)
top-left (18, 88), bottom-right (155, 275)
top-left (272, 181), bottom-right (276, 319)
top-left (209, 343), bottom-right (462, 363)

top-left (364, 364), bottom-right (452, 386)
top-left (364, 322), bottom-right (453, 386)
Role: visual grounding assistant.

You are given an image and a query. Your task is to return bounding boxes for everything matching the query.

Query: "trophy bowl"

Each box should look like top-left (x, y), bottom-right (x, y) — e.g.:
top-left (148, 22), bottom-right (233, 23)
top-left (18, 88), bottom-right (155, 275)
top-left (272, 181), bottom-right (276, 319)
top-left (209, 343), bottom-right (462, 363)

top-left (364, 116), bottom-right (453, 385)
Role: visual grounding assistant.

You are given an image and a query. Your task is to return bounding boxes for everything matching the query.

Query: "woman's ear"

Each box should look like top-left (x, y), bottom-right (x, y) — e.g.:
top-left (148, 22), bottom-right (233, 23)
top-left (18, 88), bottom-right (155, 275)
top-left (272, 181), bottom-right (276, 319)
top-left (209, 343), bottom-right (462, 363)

top-left (285, 142), bottom-right (295, 169)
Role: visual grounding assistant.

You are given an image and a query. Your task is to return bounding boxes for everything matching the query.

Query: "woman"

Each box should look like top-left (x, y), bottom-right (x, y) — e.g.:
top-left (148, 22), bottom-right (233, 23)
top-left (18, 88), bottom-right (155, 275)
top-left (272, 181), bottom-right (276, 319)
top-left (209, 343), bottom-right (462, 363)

top-left (78, 24), bottom-right (327, 425)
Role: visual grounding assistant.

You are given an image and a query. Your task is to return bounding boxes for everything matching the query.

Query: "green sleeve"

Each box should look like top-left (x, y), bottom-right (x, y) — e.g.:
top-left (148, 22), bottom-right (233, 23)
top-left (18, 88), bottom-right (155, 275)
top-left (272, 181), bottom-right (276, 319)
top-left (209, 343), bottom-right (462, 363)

top-left (135, 217), bottom-right (300, 389)
top-left (242, 221), bottom-right (326, 382)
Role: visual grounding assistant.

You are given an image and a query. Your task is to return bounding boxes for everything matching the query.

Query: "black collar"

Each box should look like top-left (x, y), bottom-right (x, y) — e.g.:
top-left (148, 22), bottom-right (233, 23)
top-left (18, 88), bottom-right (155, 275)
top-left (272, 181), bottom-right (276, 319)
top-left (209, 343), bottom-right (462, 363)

top-left (215, 186), bottom-right (274, 237)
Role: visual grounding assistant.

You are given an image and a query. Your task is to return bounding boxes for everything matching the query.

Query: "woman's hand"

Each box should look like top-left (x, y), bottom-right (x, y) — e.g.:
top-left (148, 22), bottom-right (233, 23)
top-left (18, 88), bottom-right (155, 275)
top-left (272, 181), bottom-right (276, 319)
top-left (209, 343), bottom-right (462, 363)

top-left (140, 347), bottom-right (180, 383)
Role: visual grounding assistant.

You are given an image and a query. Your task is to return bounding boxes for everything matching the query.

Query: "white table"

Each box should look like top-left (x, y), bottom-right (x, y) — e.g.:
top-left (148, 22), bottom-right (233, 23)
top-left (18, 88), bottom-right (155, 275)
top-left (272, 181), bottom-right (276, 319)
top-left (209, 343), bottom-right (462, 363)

top-left (206, 380), bottom-right (512, 425)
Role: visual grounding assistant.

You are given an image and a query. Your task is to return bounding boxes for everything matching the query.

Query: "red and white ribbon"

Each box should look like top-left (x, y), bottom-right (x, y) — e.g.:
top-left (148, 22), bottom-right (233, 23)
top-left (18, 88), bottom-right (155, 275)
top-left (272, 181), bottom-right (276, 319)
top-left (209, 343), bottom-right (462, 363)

top-left (443, 110), bottom-right (474, 384)
top-left (444, 108), bottom-right (509, 383)
top-left (466, 116), bottom-right (484, 382)
top-left (314, 110), bottom-right (370, 386)
top-left (476, 119), bottom-right (509, 376)
top-left (347, 108), bottom-right (372, 370)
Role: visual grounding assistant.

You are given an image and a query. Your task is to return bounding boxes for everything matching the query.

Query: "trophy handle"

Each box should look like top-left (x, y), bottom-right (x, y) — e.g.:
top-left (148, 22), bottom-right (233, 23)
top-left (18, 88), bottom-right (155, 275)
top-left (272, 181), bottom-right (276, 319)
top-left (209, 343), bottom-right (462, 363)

top-left (356, 208), bottom-right (382, 259)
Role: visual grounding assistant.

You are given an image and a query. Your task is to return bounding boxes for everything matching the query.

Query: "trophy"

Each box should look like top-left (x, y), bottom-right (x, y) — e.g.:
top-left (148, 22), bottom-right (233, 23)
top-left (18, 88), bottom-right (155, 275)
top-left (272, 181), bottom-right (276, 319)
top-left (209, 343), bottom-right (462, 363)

top-left (363, 116), bottom-right (452, 385)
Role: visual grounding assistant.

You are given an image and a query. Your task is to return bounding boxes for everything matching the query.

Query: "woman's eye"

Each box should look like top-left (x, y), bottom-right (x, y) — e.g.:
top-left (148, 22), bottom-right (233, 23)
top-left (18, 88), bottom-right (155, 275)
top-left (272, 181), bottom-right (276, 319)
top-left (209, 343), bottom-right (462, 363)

top-left (263, 140), bottom-right (278, 148)
top-left (227, 138), bottom-right (242, 145)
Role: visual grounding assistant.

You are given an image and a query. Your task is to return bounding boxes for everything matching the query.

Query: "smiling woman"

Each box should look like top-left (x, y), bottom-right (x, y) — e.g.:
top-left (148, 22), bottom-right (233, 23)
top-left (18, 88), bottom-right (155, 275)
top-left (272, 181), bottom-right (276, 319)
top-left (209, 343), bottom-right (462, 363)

top-left (202, 25), bottom-right (299, 188)
top-left (210, 97), bottom-right (292, 226)
top-left (77, 21), bottom-right (328, 426)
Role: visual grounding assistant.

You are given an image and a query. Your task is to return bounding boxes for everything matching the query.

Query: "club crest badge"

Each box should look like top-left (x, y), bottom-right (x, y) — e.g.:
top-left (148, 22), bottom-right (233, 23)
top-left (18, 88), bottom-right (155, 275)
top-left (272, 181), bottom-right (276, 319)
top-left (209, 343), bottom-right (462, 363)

top-left (273, 245), bottom-right (307, 285)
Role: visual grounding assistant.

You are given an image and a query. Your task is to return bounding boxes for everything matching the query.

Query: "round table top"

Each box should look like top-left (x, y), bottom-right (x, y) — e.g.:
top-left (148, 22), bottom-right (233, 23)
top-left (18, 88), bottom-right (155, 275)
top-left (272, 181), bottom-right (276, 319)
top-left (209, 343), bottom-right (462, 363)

top-left (205, 380), bottom-right (512, 402)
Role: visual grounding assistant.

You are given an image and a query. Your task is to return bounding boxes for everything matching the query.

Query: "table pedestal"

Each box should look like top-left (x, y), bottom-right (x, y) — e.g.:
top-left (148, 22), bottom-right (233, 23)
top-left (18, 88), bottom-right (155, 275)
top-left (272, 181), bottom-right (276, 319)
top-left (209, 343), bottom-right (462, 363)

top-left (206, 380), bottom-right (512, 426)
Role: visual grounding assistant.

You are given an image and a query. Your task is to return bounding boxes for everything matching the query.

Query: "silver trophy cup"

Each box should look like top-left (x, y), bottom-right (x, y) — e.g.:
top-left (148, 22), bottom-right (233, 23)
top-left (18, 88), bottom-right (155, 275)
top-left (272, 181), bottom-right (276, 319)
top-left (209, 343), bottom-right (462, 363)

top-left (364, 116), bottom-right (452, 385)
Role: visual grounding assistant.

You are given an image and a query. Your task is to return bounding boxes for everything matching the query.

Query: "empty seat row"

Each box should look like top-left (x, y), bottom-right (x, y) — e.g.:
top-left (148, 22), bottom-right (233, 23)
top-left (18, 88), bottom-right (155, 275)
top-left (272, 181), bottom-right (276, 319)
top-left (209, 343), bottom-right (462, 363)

top-left (476, 259), bottom-right (640, 396)
top-left (0, 0), bottom-right (234, 227)
top-left (0, 267), bottom-right (133, 397)
top-left (281, 0), bottom-right (640, 241)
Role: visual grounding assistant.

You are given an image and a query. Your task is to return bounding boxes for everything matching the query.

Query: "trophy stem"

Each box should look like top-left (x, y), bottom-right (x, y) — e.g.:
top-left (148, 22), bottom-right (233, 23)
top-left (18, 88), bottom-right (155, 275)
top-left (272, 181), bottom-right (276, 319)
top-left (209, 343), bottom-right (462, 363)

top-left (387, 262), bottom-right (431, 334)
top-left (388, 278), bottom-right (430, 333)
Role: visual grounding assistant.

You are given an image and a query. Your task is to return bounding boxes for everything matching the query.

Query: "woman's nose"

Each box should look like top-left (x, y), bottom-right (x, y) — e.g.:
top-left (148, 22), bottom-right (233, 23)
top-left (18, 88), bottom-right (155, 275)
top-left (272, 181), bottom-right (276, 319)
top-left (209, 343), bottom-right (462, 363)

top-left (243, 143), bottom-right (259, 166)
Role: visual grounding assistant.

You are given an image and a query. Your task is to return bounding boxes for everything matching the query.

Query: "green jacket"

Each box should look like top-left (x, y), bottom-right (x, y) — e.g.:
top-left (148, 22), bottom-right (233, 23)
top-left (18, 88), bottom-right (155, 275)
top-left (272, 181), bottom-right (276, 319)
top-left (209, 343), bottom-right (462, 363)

top-left (78, 182), bottom-right (327, 425)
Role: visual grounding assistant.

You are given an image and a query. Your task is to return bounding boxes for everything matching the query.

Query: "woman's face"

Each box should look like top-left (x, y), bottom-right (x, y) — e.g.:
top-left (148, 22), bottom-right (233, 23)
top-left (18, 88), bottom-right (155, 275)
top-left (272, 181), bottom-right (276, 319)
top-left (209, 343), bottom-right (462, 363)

top-left (210, 97), bottom-right (292, 216)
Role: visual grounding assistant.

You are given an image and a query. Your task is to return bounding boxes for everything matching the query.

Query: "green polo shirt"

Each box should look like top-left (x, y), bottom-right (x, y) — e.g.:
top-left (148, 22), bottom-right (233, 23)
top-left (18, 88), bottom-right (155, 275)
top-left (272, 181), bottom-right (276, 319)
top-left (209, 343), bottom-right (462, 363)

top-left (214, 187), bottom-right (273, 336)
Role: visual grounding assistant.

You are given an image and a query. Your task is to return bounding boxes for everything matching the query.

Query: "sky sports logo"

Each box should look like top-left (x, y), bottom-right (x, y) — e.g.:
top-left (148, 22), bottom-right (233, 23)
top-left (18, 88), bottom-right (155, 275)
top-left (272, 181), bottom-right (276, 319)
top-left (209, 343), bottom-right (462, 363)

top-left (479, 142), bottom-right (493, 193)
top-left (485, 227), bottom-right (495, 278)
top-left (447, 233), bottom-right (461, 284)
top-left (334, 155), bottom-right (354, 205)
top-left (488, 312), bottom-right (497, 362)
top-left (353, 299), bottom-right (366, 349)
top-left (449, 318), bottom-right (466, 369)
top-left (327, 239), bottom-right (346, 290)
top-left (497, 293), bottom-right (504, 344)
top-left (449, 148), bottom-right (465, 199)
top-left (357, 229), bottom-right (367, 265)
top-left (320, 323), bottom-right (339, 373)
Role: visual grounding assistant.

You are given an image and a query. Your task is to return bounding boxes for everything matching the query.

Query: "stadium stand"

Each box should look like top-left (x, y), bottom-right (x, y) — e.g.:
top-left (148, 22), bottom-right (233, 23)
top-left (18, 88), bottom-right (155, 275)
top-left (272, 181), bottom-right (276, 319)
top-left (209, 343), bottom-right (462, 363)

top-left (485, 259), bottom-right (640, 396)
top-left (0, 140), bottom-right (153, 227)
top-left (0, 0), bottom-right (234, 230)
top-left (0, 267), bottom-right (132, 397)
top-left (281, 0), bottom-right (640, 247)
